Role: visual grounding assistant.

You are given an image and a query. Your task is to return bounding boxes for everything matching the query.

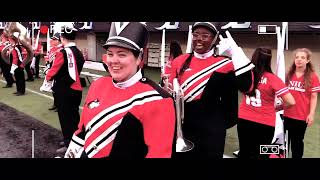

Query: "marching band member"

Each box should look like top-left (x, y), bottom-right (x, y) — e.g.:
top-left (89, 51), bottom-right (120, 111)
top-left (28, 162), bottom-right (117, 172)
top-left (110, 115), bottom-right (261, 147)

top-left (0, 33), bottom-right (14, 88)
top-left (42, 25), bottom-right (85, 154)
top-left (237, 47), bottom-right (295, 159)
top-left (32, 37), bottom-right (43, 79)
top-left (8, 34), bottom-right (27, 96)
top-left (64, 22), bottom-right (176, 158)
top-left (44, 33), bottom-right (63, 112)
top-left (168, 22), bottom-right (255, 158)
top-left (24, 40), bottom-right (34, 82)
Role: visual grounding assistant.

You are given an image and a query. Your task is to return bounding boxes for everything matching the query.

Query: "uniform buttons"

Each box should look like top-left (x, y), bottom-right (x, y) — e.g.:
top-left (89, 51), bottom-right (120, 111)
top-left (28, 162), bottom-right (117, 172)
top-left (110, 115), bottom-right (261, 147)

top-left (141, 78), bottom-right (146, 81)
top-left (93, 145), bottom-right (98, 150)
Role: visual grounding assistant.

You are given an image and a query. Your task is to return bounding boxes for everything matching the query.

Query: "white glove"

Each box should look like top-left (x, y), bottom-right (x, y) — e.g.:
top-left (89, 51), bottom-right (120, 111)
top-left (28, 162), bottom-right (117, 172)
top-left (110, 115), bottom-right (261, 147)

top-left (40, 79), bottom-right (53, 92)
top-left (217, 31), bottom-right (254, 76)
top-left (64, 135), bottom-right (84, 158)
top-left (10, 64), bottom-right (18, 75)
top-left (30, 57), bottom-right (36, 70)
top-left (274, 97), bottom-right (284, 111)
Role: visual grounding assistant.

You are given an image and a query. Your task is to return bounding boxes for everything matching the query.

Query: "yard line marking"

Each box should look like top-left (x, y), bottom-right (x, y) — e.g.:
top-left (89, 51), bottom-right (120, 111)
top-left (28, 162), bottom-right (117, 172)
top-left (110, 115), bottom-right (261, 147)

top-left (32, 130), bottom-right (34, 158)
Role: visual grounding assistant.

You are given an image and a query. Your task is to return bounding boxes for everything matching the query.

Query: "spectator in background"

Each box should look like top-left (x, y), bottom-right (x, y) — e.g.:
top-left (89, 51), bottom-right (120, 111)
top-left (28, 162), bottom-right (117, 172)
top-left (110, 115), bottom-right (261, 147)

top-left (284, 48), bottom-right (320, 158)
top-left (160, 40), bottom-right (183, 88)
top-left (237, 47), bottom-right (295, 159)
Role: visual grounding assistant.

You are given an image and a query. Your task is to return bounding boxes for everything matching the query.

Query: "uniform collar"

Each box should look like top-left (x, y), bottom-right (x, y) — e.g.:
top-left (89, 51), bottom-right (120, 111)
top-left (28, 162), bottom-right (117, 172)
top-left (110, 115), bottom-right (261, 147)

top-left (113, 69), bottom-right (142, 89)
top-left (194, 49), bottom-right (214, 59)
top-left (64, 42), bottom-right (76, 48)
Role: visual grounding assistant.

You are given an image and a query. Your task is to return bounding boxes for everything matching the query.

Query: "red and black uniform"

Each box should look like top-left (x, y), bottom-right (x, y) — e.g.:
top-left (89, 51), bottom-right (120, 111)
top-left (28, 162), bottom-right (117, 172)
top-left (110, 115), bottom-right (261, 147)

top-left (11, 45), bottom-right (26, 94)
top-left (23, 47), bottom-right (34, 81)
top-left (46, 44), bottom-right (63, 68)
top-left (238, 72), bottom-right (289, 158)
top-left (33, 41), bottom-right (42, 78)
top-left (71, 70), bottom-right (176, 158)
top-left (45, 44), bottom-right (63, 109)
top-left (169, 50), bottom-right (254, 158)
top-left (0, 42), bottom-right (14, 87)
top-left (283, 72), bottom-right (320, 158)
top-left (46, 42), bottom-right (85, 146)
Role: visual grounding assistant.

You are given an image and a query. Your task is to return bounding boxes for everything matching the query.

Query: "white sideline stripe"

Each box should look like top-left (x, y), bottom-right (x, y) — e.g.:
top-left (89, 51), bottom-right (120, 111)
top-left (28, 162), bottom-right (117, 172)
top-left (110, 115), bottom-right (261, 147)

top-left (0, 80), bottom-right (83, 110)
top-left (223, 154), bottom-right (233, 158)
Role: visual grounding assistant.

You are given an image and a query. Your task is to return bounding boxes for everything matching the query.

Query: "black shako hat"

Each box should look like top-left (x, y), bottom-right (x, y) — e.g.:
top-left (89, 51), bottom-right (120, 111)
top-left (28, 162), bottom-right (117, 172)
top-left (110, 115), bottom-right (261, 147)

top-left (51, 32), bottom-right (60, 40)
top-left (103, 22), bottom-right (149, 53)
top-left (192, 22), bottom-right (219, 35)
top-left (60, 25), bottom-right (77, 40)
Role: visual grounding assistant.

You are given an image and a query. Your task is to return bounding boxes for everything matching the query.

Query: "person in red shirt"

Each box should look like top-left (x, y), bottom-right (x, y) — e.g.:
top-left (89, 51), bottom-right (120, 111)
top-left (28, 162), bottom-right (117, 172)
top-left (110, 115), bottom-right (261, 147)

top-left (64, 22), bottom-right (176, 158)
top-left (238, 47), bottom-right (295, 159)
top-left (284, 48), bottom-right (320, 158)
top-left (44, 26), bottom-right (85, 154)
top-left (160, 40), bottom-right (183, 88)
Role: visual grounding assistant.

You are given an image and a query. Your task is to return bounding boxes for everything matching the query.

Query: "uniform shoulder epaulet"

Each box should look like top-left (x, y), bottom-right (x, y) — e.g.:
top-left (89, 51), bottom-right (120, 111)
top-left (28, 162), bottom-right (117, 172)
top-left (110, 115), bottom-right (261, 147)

top-left (140, 77), bottom-right (171, 98)
top-left (214, 54), bottom-right (232, 60)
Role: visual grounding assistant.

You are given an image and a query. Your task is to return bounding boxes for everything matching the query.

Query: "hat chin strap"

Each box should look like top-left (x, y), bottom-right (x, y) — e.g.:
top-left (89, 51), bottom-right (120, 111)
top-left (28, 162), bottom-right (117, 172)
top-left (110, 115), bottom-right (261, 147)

top-left (209, 33), bottom-right (219, 50)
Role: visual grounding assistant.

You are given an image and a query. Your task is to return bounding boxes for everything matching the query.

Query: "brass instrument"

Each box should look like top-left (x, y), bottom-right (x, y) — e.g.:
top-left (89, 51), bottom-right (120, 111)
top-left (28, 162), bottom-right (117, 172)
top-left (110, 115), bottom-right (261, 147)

top-left (1, 22), bottom-right (33, 65)
top-left (172, 78), bottom-right (194, 152)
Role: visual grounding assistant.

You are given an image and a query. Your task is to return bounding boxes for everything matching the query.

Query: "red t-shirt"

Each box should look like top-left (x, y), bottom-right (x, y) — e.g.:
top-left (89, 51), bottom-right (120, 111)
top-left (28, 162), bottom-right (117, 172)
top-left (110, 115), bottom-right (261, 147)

top-left (239, 72), bottom-right (289, 127)
top-left (284, 72), bottom-right (320, 121)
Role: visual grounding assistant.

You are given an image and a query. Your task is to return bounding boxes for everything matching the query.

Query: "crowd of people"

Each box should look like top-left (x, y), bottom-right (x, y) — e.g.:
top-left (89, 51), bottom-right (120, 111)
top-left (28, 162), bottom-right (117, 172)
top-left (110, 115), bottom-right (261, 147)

top-left (0, 22), bottom-right (319, 158)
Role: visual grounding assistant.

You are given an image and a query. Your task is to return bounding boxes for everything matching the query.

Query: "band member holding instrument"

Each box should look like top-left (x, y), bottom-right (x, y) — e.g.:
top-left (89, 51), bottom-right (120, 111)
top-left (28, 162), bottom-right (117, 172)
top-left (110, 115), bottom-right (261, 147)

top-left (8, 35), bottom-right (28, 96)
top-left (0, 33), bottom-right (14, 88)
top-left (169, 22), bottom-right (254, 158)
top-left (64, 22), bottom-right (176, 158)
top-left (44, 33), bottom-right (63, 112)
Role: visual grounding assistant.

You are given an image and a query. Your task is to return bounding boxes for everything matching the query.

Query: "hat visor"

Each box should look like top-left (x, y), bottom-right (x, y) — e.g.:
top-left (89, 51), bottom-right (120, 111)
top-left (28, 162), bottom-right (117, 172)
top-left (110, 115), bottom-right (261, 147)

top-left (51, 37), bottom-right (59, 40)
top-left (103, 41), bottom-right (137, 52)
top-left (192, 23), bottom-right (217, 35)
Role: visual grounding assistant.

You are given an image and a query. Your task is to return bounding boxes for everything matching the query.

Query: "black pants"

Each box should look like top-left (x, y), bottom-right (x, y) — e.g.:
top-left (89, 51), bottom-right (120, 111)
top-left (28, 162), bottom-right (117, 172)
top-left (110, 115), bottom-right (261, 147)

top-left (0, 60), bottom-right (14, 86)
top-left (14, 67), bottom-right (25, 94)
top-left (52, 91), bottom-right (57, 107)
top-left (34, 55), bottom-right (40, 78)
top-left (237, 118), bottom-right (275, 159)
top-left (174, 105), bottom-right (226, 159)
top-left (56, 88), bottom-right (82, 146)
top-left (24, 61), bottom-right (34, 80)
top-left (284, 117), bottom-right (307, 158)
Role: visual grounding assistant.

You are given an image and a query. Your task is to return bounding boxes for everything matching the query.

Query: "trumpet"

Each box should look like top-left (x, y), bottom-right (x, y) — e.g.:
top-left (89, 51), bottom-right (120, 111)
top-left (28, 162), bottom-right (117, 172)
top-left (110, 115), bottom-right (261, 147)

top-left (172, 78), bottom-right (194, 152)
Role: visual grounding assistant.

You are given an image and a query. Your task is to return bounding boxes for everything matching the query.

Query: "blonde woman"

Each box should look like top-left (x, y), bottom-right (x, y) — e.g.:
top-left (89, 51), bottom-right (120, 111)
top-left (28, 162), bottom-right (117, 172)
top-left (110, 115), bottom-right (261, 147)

top-left (284, 48), bottom-right (320, 158)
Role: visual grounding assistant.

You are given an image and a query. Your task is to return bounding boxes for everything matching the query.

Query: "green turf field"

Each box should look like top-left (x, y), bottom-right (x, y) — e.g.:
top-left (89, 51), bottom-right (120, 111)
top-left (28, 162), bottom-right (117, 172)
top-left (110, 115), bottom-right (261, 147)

top-left (0, 66), bottom-right (319, 157)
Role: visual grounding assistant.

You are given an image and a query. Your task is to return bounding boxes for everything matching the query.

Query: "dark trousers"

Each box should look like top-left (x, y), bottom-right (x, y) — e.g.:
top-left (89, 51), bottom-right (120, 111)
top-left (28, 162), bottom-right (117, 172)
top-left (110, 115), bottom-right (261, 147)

top-left (56, 88), bottom-right (82, 146)
top-left (34, 55), bottom-right (40, 78)
top-left (25, 62), bottom-right (34, 80)
top-left (52, 91), bottom-right (57, 107)
top-left (14, 67), bottom-right (25, 94)
top-left (0, 60), bottom-right (14, 86)
top-left (174, 106), bottom-right (226, 159)
top-left (284, 117), bottom-right (307, 158)
top-left (237, 118), bottom-right (275, 159)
